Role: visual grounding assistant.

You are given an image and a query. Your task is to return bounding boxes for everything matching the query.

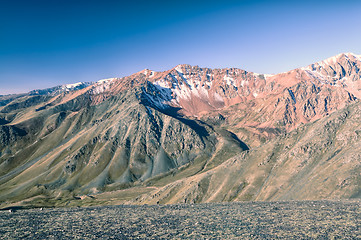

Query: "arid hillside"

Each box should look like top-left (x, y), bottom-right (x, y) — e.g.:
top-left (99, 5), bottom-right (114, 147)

top-left (0, 53), bottom-right (361, 208)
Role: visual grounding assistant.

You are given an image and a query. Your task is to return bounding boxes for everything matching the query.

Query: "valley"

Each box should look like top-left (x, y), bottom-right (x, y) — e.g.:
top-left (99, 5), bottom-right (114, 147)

top-left (1, 53), bottom-right (361, 209)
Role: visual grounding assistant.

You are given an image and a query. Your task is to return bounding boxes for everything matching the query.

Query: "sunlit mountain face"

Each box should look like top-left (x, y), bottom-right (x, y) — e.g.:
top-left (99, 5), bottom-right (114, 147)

top-left (1, 53), bottom-right (361, 209)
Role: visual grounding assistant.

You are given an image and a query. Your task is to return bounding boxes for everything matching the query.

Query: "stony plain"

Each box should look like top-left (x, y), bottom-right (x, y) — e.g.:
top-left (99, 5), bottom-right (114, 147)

top-left (1, 200), bottom-right (360, 239)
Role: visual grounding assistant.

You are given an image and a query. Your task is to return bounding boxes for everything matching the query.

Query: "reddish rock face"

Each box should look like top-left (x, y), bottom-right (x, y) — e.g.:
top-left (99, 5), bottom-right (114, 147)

top-left (90, 53), bottom-right (360, 142)
top-left (1, 53), bottom-right (361, 207)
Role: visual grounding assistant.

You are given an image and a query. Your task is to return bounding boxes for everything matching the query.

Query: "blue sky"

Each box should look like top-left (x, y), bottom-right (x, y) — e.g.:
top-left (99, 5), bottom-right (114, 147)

top-left (1, 0), bottom-right (360, 94)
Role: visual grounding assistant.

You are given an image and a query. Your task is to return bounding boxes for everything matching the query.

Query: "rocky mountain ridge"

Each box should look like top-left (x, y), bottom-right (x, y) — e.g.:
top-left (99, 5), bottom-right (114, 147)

top-left (0, 53), bottom-right (360, 208)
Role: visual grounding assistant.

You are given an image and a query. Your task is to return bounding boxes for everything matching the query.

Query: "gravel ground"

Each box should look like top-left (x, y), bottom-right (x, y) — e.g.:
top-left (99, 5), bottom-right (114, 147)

top-left (0, 200), bottom-right (360, 239)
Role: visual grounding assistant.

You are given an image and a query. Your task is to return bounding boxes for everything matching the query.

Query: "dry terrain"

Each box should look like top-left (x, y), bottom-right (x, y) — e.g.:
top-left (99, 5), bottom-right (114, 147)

top-left (1, 200), bottom-right (360, 239)
top-left (1, 53), bottom-right (361, 208)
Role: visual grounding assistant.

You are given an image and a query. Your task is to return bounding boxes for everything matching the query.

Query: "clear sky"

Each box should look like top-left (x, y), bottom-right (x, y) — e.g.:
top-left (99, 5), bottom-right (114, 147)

top-left (1, 0), bottom-right (361, 95)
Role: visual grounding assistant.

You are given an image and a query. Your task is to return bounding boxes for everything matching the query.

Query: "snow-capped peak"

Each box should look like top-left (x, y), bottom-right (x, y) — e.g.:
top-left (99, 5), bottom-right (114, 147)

top-left (61, 82), bottom-right (93, 91)
top-left (64, 82), bottom-right (85, 89)
top-left (346, 52), bottom-right (361, 60)
top-left (172, 64), bottom-right (194, 74)
top-left (341, 52), bottom-right (361, 58)
top-left (301, 53), bottom-right (361, 72)
top-left (175, 65), bottom-right (183, 73)
top-left (89, 78), bottom-right (117, 95)
top-left (322, 52), bottom-right (360, 65)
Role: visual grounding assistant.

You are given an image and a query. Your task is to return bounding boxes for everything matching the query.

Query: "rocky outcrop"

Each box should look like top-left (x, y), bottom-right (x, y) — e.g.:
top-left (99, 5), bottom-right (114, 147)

top-left (0, 125), bottom-right (26, 147)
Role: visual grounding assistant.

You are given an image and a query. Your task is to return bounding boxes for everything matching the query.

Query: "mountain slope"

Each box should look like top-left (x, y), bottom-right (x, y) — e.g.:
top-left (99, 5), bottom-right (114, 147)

top-left (0, 81), bottom-right (247, 207)
top-left (127, 101), bottom-right (361, 204)
top-left (0, 53), bottom-right (361, 208)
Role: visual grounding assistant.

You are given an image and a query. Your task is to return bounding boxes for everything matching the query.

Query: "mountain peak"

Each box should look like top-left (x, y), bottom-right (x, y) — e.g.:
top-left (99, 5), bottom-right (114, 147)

top-left (301, 52), bottom-right (361, 71)
top-left (322, 52), bottom-right (361, 64)
top-left (172, 64), bottom-right (194, 73)
top-left (340, 52), bottom-right (360, 58)
top-left (3, 52), bottom-right (361, 208)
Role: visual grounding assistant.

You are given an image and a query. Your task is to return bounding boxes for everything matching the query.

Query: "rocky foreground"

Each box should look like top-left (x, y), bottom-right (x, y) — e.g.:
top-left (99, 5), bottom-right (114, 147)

top-left (1, 200), bottom-right (360, 239)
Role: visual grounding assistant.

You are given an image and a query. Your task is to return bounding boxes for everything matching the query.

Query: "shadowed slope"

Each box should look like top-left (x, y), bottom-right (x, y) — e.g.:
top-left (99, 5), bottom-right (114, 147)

top-left (1, 53), bottom-right (361, 208)
top-left (129, 101), bottom-right (361, 204)
top-left (0, 84), bottom-right (248, 207)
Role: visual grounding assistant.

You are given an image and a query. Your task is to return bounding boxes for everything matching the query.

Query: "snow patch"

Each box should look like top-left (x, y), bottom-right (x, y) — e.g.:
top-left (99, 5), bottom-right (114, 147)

top-left (92, 85), bottom-right (109, 94)
top-left (91, 78), bottom-right (116, 94)
top-left (223, 75), bottom-right (236, 87)
top-left (65, 82), bottom-right (83, 89)
top-left (97, 78), bottom-right (115, 84)
top-left (154, 72), bottom-right (214, 102)
top-left (264, 74), bottom-right (274, 79)
top-left (143, 83), bottom-right (173, 110)
top-left (154, 79), bottom-right (170, 89)
top-left (175, 65), bottom-right (183, 73)
top-left (240, 80), bottom-right (249, 87)
top-left (324, 56), bottom-right (338, 65)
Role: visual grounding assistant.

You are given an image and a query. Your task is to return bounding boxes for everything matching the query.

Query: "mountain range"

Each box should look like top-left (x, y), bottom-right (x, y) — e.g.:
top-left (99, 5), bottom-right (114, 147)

top-left (1, 53), bottom-right (361, 208)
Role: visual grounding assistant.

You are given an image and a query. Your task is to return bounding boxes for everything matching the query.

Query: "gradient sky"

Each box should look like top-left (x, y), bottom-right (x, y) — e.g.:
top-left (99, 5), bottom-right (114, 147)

top-left (1, 0), bottom-right (361, 95)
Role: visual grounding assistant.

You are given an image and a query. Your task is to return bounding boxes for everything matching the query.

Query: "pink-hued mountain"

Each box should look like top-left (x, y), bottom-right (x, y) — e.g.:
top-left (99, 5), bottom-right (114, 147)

top-left (89, 52), bottom-right (360, 145)
top-left (0, 53), bottom-right (361, 208)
